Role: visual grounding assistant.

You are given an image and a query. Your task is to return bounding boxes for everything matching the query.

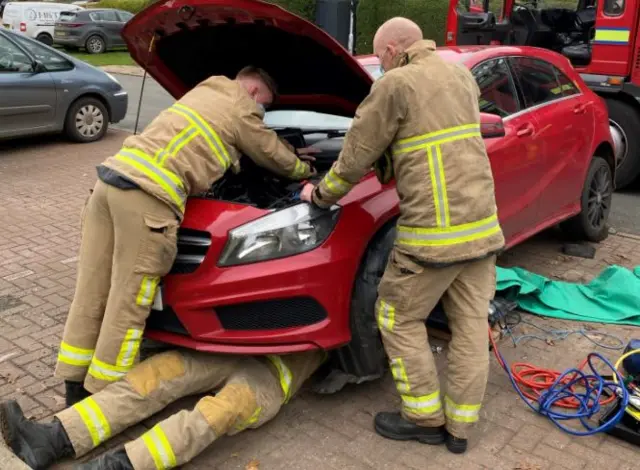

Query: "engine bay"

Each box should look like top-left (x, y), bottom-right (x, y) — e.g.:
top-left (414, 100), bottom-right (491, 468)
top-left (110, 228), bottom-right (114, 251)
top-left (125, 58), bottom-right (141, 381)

top-left (202, 128), bottom-right (345, 210)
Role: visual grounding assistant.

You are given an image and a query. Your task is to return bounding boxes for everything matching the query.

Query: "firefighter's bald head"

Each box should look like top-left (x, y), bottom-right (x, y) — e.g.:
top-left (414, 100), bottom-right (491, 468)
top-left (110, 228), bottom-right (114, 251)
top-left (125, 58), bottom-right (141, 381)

top-left (373, 17), bottom-right (423, 73)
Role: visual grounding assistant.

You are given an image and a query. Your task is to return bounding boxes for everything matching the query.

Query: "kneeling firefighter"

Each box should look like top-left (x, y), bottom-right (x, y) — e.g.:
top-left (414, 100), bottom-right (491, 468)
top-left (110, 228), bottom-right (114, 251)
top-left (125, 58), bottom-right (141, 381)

top-left (54, 65), bottom-right (318, 405)
top-left (301, 18), bottom-right (505, 454)
top-left (1, 349), bottom-right (325, 470)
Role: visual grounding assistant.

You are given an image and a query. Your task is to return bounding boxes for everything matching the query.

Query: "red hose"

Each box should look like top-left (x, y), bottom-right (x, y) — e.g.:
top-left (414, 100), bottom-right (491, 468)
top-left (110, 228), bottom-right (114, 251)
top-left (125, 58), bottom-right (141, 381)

top-left (488, 327), bottom-right (617, 409)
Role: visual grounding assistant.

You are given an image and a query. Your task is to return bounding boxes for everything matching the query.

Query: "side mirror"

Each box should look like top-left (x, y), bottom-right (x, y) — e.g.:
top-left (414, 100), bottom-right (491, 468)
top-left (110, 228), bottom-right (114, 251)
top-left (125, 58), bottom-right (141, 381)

top-left (480, 112), bottom-right (505, 139)
top-left (32, 60), bottom-right (47, 74)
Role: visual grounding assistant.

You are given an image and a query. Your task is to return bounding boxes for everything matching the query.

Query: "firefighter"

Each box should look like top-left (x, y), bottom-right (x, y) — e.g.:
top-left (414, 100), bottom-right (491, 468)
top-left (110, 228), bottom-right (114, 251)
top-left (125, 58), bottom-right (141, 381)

top-left (55, 66), bottom-right (318, 406)
top-left (300, 17), bottom-right (505, 454)
top-left (1, 349), bottom-right (325, 470)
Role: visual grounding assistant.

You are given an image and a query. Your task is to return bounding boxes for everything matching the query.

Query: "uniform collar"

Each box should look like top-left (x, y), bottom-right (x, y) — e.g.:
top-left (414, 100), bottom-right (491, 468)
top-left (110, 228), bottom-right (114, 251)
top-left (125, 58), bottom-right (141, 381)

top-left (399, 39), bottom-right (437, 66)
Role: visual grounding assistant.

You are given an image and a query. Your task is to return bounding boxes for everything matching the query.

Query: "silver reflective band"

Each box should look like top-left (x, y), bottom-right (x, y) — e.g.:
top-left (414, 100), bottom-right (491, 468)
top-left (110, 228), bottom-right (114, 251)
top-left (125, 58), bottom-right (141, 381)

top-left (392, 125), bottom-right (481, 155)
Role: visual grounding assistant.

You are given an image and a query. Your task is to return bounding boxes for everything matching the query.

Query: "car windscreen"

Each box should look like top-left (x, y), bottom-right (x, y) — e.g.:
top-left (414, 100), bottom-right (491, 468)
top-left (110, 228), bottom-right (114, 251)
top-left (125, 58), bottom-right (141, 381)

top-left (264, 110), bottom-right (353, 132)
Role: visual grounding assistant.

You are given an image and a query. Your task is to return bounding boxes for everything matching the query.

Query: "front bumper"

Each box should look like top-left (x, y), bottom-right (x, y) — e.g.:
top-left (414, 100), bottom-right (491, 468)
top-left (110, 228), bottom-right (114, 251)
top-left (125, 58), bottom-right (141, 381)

top-left (108, 90), bottom-right (128, 123)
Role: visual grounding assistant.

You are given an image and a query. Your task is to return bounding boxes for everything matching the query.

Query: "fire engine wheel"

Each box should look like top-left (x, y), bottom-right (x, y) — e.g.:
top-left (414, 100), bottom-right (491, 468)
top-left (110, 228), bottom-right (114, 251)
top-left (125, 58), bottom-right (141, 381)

top-left (560, 156), bottom-right (613, 243)
top-left (330, 222), bottom-right (397, 382)
top-left (606, 98), bottom-right (640, 189)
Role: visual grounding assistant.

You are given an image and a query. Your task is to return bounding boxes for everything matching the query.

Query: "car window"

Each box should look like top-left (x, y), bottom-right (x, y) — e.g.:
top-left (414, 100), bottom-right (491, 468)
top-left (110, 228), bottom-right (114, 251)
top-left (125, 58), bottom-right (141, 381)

top-left (510, 57), bottom-right (562, 109)
top-left (11, 34), bottom-right (74, 72)
top-left (553, 67), bottom-right (580, 97)
top-left (0, 35), bottom-right (34, 73)
top-left (604, 0), bottom-right (624, 16)
top-left (96, 10), bottom-right (118, 21)
top-left (117, 10), bottom-right (133, 22)
top-left (472, 58), bottom-right (519, 117)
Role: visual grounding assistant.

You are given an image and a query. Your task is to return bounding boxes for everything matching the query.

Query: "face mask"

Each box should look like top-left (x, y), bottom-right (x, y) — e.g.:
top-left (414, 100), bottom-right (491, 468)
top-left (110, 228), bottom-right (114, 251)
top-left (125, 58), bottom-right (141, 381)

top-left (379, 65), bottom-right (385, 77)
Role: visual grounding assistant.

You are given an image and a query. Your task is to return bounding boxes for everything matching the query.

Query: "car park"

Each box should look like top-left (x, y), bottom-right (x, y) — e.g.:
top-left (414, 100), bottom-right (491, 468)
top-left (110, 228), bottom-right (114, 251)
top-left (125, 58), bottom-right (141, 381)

top-left (0, 28), bottom-right (128, 142)
top-left (1, 1), bottom-right (83, 46)
top-left (125, 0), bottom-right (615, 381)
top-left (54, 8), bottom-right (134, 54)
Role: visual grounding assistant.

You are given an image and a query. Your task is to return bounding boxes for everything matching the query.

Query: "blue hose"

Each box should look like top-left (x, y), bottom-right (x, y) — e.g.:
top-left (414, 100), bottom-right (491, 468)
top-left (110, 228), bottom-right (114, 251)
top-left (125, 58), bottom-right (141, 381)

top-left (495, 349), bottom-right (630, 436)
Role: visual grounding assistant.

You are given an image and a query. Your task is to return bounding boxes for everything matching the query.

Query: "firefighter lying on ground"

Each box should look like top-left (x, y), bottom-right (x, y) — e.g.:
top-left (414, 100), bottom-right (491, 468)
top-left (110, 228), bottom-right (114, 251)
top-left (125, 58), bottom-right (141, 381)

top-left (1, 349), bottom-right (325, 470)
top-left (301, 17), bottom-right (505, 455)
top-left (54, 65), bottom-right (319, 407)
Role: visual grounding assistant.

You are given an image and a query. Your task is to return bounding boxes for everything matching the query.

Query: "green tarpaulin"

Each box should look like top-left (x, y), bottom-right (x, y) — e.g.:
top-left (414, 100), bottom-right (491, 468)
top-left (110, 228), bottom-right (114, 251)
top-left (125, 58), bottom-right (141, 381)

top-left (495, 265), bottom-right (640, 327)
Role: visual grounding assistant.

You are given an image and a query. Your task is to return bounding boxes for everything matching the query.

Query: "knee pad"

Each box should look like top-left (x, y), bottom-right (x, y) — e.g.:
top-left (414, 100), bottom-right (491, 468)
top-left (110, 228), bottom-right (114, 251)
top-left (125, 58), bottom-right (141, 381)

top-left (196, 383), bottom-right (257, 436)
top-left (126, 350), bottom-right (185, 397)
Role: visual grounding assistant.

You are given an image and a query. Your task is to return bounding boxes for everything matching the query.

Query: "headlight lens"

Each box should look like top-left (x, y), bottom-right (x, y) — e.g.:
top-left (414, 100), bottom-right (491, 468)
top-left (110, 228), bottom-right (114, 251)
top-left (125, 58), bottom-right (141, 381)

top-left (218, 203), bottom-right (341, 267)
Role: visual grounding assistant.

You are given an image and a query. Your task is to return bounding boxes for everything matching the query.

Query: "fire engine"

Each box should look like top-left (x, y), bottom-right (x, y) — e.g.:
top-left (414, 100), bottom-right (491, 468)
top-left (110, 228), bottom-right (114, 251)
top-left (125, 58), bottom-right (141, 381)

top-left (446, 0), bottom-right (640, 188)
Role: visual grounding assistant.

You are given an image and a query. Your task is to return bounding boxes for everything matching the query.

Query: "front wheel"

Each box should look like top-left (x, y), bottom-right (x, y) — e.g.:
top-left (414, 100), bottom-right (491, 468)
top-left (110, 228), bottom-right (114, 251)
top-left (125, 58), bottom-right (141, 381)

top-left (64, 97), bottom-right (109, 143)
top-left (560, 156), bottom-right (613, 242)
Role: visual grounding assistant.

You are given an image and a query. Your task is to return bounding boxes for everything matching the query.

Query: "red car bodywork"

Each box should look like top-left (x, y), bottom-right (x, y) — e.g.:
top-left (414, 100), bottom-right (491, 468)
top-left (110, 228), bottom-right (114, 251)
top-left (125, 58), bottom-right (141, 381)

top-left (122, 0), bottom-right (614, 356)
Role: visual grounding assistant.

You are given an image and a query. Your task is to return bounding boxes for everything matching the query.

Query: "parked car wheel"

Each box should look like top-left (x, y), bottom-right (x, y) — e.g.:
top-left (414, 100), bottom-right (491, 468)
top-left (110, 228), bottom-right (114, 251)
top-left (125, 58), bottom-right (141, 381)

top-left (64, 97), bottom-right (109, 143)
top-left (36, 33), bottom-right (53, 46)
top-left (560, 156), bottom-right (613, 242)
top-left (85, 34), bottom-right (106, 54)
top-left (606, 98), bottom-right (640, 189)
top-left (332, 222), bottom-right (396, 380)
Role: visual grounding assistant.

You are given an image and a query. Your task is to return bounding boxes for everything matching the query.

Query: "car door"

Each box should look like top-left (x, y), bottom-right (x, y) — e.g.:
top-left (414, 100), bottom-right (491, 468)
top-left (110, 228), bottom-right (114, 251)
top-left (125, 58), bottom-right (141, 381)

top-left (508, 56), bottom-right (594, 224)
top-left (97, 10), bottom-right (124, 47)
top-left (471, 56), bottom-right (544, 241)
top-left (0, 32), bottom-right (57, 138)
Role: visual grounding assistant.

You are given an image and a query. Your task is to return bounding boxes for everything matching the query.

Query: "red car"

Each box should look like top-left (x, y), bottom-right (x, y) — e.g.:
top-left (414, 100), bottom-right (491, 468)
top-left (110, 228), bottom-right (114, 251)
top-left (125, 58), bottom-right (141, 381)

top-left (124, 0), bottom-right (615, 382)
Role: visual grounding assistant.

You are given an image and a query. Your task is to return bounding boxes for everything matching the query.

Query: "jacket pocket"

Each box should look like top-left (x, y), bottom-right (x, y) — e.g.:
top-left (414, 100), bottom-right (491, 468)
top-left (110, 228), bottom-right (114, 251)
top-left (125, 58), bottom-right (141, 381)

top-left (135, 213), bottom-right (179, 276)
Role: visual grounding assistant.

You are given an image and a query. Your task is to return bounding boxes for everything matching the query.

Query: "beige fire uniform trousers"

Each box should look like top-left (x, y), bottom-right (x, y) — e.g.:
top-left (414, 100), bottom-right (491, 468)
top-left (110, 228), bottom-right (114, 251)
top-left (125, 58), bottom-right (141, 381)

top-left (56, 349), bottom-right (325, 470)
top-left (54, 180), bottom-right (179, 393)
top-left (376, 247), bottom-right (497, 439)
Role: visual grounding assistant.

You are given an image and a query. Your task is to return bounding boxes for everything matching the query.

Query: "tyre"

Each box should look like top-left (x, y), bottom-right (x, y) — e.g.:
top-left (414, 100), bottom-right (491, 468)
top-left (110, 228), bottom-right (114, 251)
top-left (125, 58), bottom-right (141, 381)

top-left (560, 156), bottom-right (613, 242)
top-left (36, 33), bottom-right (53, 46)
top-left (85, 35), bottom-right (106, 54)
top-left (606, 98), bottom-right (640, 189)
top-left (331, 222), bottom-right (397, 380)
top-left (64, 97), bottom-right (109, 143)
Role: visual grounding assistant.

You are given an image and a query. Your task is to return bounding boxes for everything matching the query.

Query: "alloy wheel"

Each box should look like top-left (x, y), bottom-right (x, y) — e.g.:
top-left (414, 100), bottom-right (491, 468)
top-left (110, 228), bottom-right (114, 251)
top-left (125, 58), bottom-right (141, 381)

top-left (587, 165), bottom-right (612, 231)
top-left (75, 104), bottom-right (104, 138)
top-left (87, 37), bottom-right (104, 53)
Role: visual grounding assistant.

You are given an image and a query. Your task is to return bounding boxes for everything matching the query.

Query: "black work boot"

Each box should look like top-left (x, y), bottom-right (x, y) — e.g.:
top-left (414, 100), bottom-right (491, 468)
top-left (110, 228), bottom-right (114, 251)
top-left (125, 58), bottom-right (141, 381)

top-left (0, 399), bottom-right (74, 470)
top-left (65, 380), bottom-right (91, 407)
top-left (75, 449), bottom-right (134, 470)
top-left (374, 411), bottom-right (446, 445)
top-left (446, 433), bottom-right (468, 454)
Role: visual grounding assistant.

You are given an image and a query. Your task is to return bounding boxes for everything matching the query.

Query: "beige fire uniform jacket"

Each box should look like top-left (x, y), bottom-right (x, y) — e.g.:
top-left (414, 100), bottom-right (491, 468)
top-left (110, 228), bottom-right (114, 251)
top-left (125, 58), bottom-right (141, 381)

top-left (101, 76), bottom-right (313, 219)
top-left (312, 40), bottom-right (505, 265)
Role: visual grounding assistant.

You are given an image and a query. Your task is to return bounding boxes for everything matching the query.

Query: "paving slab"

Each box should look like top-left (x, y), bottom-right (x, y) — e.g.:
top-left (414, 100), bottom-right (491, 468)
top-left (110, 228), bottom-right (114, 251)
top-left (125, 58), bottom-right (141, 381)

top-left (1, 132), bottom-right (640, 469)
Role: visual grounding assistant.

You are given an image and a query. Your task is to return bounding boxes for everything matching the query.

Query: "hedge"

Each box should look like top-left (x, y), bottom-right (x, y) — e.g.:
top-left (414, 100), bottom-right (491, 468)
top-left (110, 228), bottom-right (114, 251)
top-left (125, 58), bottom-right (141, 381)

top-left (99, 0), bottom-right (451, 54)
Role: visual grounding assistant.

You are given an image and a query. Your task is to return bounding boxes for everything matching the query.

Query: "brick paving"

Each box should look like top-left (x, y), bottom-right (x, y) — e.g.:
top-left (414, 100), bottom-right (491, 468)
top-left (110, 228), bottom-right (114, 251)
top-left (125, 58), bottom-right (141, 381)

top-left (1, 132), bottom-right (640, 469)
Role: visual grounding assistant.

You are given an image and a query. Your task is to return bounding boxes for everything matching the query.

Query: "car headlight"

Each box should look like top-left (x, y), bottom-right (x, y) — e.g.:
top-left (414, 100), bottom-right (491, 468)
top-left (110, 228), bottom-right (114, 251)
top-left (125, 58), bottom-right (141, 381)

top-left (218, 203), bottom-right (341, 267)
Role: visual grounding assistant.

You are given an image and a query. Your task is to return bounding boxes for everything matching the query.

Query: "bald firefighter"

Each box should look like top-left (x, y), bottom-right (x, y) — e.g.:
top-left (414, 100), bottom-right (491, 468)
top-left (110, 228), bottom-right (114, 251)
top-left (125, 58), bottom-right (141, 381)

top-left (301, 18), bottom-right (505, 454)
top-left (55, 66), bottom-right (318, 406)
top-left (2, 349), bottom-right (325, 470)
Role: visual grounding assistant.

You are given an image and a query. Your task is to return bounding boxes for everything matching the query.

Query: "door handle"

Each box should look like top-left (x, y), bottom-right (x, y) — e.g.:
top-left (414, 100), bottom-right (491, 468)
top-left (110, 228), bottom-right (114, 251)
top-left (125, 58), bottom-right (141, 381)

top-left (516, 125), bottom-right (533, 137)
top-left (573, 103), bottom-right (587, 114)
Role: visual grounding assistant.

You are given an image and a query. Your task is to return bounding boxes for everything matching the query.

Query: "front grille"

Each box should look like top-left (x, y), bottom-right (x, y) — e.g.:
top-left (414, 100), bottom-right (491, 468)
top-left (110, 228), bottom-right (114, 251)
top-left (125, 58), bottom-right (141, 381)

top-left (216, 297), bottom-right (328, 331)
top-left (169, 228), bottom-right (211, 274)
top-left (145, 306), bottom-right (189, 336)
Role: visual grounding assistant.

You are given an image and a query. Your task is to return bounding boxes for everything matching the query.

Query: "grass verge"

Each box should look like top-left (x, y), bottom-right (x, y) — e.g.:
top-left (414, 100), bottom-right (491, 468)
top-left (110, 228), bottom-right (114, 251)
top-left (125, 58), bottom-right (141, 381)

top-left (68, 51), bottom-right (135, 67)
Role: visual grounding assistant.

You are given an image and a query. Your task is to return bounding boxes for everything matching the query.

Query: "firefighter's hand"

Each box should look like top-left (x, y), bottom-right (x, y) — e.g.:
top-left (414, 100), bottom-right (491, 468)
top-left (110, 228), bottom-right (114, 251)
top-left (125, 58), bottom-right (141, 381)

top-left (300, 183), bottom-right (315, 202)
top-left (297, 146), bottom-right (321, 162)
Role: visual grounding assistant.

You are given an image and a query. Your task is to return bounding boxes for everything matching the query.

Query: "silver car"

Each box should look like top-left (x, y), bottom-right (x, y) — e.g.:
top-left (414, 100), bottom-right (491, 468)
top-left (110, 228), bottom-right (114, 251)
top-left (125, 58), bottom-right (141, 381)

top-left (0, 28), bottom-right (127, 142)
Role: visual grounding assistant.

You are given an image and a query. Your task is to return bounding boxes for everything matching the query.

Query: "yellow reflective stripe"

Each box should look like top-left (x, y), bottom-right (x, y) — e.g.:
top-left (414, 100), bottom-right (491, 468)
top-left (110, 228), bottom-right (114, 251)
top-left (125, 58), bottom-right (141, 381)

top-left (170, 103), bottom-right (230, 168)
top-left (115, 328), bottom-right (143, 368)
top-left (376, 299), bottom-right (395, 331)
top-left (594, 28), bottom-right (630, 44)
top-left (393, 124), bottom-right (481, 155)
top-left (88, 357), bottom-right (129, 382)
top-left (402, 391), bottom-right (442, 415)
top-left (235, 406), bottom-right (262, 431)
top-left (444, 396), bottom-right (481, 423)
top-left (390, 357), bottom-right (410, 393)
top-left (73, 397), bottom-right (111, 447)
top-left (115, 150), bottom-right (186, 212)
top-left (426, 146), bottom-right (443, 227)
top-left (136, 276), bottom-right (160, 307)
top-left (141, 424), bottom-right (177, 470)
top-left (397, 214), bottom-right (501, 247)
top-left (289, 158), bottom-right (305, 179)
top-left (58, 341), bottom-right (94, 367)
top-left (156, 125), bottom-right (198, 165)
top-left (323, 168), bottom-right (352, 195)
top-left (267, 355), bottom-right (293, 403)
top-left (434, 145), bottom-right (450, 227)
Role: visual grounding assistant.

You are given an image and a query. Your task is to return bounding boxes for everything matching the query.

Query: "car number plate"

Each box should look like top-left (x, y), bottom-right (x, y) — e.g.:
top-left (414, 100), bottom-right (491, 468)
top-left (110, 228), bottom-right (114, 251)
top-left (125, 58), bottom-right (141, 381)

top-left (151, 286), bottom-right (163, 311)
top-left (55, 31), bottom-right (66, 36)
